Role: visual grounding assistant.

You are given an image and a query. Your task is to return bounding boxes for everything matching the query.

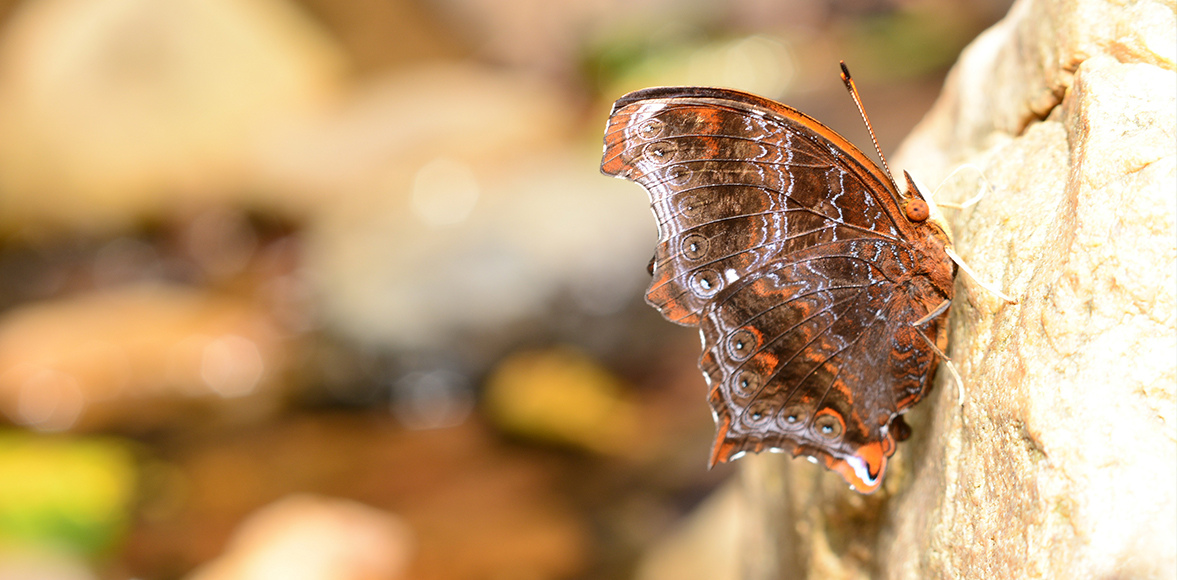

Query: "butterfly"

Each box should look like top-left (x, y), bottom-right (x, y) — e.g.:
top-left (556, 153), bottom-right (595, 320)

top-left (600, 64), bottom-right (956, 493)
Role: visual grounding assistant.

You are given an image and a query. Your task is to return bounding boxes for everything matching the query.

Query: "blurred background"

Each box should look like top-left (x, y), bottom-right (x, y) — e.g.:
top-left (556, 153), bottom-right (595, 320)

top-left (0, 0), bottom-right (1014, 578)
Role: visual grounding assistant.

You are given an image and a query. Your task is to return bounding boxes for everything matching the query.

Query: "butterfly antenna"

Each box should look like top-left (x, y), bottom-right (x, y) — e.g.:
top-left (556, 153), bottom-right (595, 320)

top-left (840, 62), bottom-right (901, 195)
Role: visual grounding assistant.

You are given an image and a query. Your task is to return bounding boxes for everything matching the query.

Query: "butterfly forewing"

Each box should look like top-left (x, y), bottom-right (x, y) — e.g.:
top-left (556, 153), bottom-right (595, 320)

top-left (602, 90), bottom-right (911, 326)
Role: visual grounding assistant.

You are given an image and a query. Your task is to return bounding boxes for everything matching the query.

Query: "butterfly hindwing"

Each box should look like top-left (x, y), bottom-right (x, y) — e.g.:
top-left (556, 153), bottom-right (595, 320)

top-left (699, 240), bottom-right (947, 491)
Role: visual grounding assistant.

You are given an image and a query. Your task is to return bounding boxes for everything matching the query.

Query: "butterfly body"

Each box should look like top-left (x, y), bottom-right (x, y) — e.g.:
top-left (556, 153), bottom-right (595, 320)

top-left (601, 86), bottom-right (955, 493)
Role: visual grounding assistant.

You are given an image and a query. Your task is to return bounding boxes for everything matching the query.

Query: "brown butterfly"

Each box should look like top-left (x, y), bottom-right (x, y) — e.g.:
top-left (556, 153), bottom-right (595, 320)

top-left (600, 64), bottom-right (955, 493)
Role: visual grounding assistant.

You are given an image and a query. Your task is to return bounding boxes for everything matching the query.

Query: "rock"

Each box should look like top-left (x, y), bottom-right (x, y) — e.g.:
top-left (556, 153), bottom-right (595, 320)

top-left (184, 494), bottom-right (413, 580)
top-left (641, 0), bottom-right (1177, 578)
top-left (635, 456), bottom-right (794, 580)
top-left (881, 52), bottom-right (1176, 580)
top-left (881, 0), bottom-right (1176, 577)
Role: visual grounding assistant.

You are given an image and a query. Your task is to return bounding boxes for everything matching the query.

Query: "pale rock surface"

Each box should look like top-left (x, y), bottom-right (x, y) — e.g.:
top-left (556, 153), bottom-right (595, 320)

top-left (635, 456), bottom-right (794, 580)
top-left (638, 0), bottom-right (1177, 578)
top-left (634, 479), bottom-right (744, 580)
top-left (185, 494), bottom-right (413, 580)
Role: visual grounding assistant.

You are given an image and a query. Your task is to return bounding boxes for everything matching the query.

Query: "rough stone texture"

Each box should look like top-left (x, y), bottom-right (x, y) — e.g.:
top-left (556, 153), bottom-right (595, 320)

top-left (881, 0), bottom-right (1176, 575)
top-left (637, 0), bottom-right (1176, 578)
top-left (886, 73), bottom-right (1174, 580)
top-left (635, 456), bottom-right (797, 580)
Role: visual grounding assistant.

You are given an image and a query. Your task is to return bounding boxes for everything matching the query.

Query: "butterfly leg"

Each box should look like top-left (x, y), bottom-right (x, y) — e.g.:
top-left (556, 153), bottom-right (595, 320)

top-left (912, 299), bottom-right (966, 406)
top-left (945, 247), bottom-right (1018, 304)
top-left (925, 166), bottom-right (1017, 305)
top-left (912, 298), bottom-right (950, 327)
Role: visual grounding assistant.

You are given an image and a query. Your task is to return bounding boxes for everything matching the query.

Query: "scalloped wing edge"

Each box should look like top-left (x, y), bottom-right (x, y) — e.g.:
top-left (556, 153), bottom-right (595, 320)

top-left (707, 395), bottom-right (897, 494)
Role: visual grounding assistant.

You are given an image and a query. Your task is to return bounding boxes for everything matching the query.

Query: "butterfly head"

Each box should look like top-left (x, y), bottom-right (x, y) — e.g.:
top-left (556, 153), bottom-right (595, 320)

top-left (902, 170), bottom-right (954, 245)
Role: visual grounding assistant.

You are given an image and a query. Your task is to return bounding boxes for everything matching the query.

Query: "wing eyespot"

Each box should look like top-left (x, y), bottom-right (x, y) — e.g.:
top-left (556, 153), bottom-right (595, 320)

top-left (665, 164), bottom-right (692, 186)
top-left (733, 369), bottom-right (761, 397)
top-left (678, 193), bottom-right (704, 218)
top-left (638, 118), bottom-right (665, 139)
top-left (643, 141), bottom-right (678, 164)
top-left (813, 411), bottom-right (844, 439)
top-left (681, 233), bottom-right (709, 260)
top-left (744, 400), bottom-right (775, 426)
top-left (728, 329), bottom-right (756, 360)
top-left (781, 404), bottom-right (808, 430)
top-left (690, 269), bottom-right (722, 297)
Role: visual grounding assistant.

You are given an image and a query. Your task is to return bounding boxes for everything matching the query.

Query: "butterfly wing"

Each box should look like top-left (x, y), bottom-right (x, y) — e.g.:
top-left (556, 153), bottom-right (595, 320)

top-left (601, 87), bottom-right (955, 492)
top-left (602, 87), bottom-right (914, 325)
top-left (699, 242), bottom-right (948, 492)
